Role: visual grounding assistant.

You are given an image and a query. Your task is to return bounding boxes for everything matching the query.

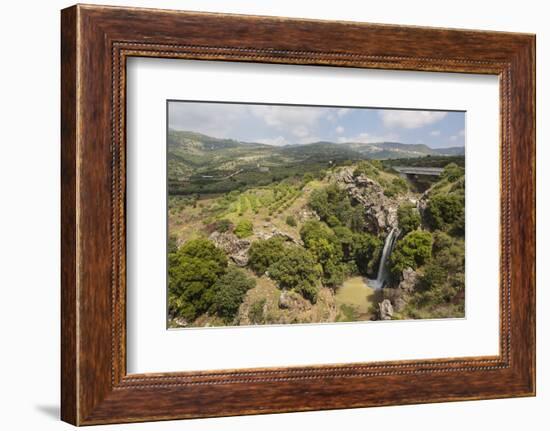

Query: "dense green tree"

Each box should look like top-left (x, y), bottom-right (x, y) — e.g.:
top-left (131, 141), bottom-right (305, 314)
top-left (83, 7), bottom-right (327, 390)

top-left (268, 247), bottom-right (321, 302)
top-left (417, 235), bottom-right (465, 305)
top-left (352, 232), bottom-right (382, 276)
top-left (389, 230), bottom-right (433, 276)
top-left (234, 219), bottom-right (253, 238)
top-left (248, 237), bottom-right (286, 275)
top-left (441, 163), bottom-right (464, 182)
top-left (425, 194), bottom-right (464, 231)
top-left (350, 206), bottom-right (366, 232)
top-left (168, 239), bottom-right (228, 321)
top-left (397, 203), bottom-right (421, 234)
top-left (308, 184), bottom-right (353, 228)
top-left (333, 225), bottom-right (354, 259)
top-left (206, 267), bottom-right (256, 321)
top-left (300, 221), bottom-right (346, 287)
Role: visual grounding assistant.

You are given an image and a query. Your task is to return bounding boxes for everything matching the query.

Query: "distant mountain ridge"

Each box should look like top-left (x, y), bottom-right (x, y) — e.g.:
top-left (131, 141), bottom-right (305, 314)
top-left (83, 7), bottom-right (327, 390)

top-left (168, 130), bottom-right (465, 195)
top-left (169, 129), bottom-right (464, 159)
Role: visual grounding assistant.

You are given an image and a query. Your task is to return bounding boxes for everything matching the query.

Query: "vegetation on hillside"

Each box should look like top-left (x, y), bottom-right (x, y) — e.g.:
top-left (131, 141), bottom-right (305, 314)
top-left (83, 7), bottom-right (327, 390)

top-left (166, 131), bottom-right (466, 327)
top-left (388, 162), bottom-right (466, 319)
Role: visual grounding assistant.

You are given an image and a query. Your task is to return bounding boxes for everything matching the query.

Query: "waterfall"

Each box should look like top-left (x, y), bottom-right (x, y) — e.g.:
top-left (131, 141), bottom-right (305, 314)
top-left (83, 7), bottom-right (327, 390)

top-left (370, 227), bottom-right (399, 289)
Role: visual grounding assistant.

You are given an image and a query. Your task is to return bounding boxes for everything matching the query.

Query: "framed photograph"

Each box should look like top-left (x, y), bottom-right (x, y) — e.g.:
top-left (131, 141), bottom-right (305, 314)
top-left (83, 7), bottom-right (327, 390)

top-left (61, 4), bottom-right (536, 425)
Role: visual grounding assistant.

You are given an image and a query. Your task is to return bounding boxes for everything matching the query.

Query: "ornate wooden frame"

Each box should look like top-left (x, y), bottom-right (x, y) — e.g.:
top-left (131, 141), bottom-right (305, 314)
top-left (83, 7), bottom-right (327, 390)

top-left (61, 4), bottom-right (536, 426)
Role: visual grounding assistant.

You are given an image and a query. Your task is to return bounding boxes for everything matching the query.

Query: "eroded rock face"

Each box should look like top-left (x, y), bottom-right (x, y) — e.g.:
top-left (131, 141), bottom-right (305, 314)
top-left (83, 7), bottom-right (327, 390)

top-left (256, 226), bottom-right (303, 246)
top-left (332, 167), bottom-right (399, 234)
top-left (298, 208), bottom-right (320, 223)
top-left (278, 290), bottom-right (310, 311)
top-left (379, 267), bottom-right (419, 314)
top-left (208, 231), bottom-right (251, 266)
top-left (379, 299), bottom-right (394, 320)
top-left (398, 267), bottom-right (419, 293)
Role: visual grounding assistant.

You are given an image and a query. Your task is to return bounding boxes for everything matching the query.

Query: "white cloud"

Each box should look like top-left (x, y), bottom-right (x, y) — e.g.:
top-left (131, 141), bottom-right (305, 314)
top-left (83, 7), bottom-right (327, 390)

top-left (459, 129), bottom-right (465, 136)
top-left (430, 130), bottom-right (441, 136)
top-left (169, 102), bottom-right (250, 138)
top-left (380, 111), bottom-right (447, 129)
top-left (337, 108), bottom-right (350, 117)
top-left (450, 135), bottom-right (458, 141)
top-left (249, 105), bottom-right (324, 129)
top-left (292, 125), bottom-right (310, 138)
top-left (336, 126), bottom-right (345, 134)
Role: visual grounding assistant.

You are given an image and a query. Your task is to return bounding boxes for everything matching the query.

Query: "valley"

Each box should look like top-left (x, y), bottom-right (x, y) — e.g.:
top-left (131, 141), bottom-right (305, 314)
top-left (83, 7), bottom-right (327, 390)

top-left (167, 130), bottom-right (466, 328)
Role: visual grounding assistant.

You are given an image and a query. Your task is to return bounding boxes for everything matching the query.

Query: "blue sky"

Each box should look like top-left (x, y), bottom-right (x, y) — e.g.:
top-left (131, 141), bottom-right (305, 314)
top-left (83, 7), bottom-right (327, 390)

top-left (168, 101), bottom-right (465, 149)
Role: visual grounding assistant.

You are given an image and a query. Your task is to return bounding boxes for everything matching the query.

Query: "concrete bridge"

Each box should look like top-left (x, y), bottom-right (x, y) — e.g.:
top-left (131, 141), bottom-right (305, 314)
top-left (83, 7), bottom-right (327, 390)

top-left (392, 166), bottom-right (444, 177)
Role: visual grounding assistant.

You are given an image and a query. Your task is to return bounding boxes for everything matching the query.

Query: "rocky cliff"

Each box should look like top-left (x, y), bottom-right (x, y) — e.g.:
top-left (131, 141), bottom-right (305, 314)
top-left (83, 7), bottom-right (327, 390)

top-left (331, 167), bottom-right (400, 234)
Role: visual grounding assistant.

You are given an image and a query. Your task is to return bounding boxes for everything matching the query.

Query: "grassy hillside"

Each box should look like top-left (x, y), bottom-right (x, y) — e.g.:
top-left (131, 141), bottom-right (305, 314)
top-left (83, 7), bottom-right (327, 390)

top-left (168, 130), bottom-right (464, 196)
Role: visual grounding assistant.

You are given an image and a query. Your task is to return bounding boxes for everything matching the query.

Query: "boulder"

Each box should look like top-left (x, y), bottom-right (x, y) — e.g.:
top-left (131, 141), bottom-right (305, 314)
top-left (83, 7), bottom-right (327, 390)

top-left (172, 317), bottom-right (188, 328)
top-left (298, 208), bottom-right (320, 222)
top-left (208, 231), bottom-right (251, 266)
top-left (379, 299), bottom-right (394, 320)
top-left (257, 226), bottom-right (302, 245)
top-left (398, 267), bottom-right (419, 293)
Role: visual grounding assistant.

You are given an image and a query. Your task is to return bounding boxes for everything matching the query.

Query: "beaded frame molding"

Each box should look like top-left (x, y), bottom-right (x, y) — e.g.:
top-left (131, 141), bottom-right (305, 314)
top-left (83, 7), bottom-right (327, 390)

top-left (61, 4), bottom-right (535, 425)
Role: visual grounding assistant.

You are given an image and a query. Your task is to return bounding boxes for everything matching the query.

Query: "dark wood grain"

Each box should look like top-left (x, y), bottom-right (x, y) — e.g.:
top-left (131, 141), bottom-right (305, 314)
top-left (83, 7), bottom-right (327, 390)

top-left (61, 4), bottom-right (535, 425)
top-left (60, 5), bottom-right (78, 425)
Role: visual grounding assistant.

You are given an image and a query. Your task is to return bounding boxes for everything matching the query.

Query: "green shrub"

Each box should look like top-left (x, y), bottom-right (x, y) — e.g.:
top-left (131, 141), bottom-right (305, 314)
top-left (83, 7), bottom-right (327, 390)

top-left (248, 237), bottom-right (286, 275)
top-left (268, 247), bottom-right (321, 302)
top-left (285, 215), bottom-right (297, 227)
top-left (234, 219), bottom-right (253, 238)
top-left (167, 235), bottom-right (179, 254)
top-left (168, 238), bottom-right (228, 321)
top-left (432, 231), bottom-right (453, 254)
top-left (384, 177), bottom-right (408, 197)
top-left (397, 203), bottom-right (421, 234)
top-left (248, 299), bottom-right (266, 324)
top-left (353, 161), bottom-right (380, 179)
top-left (308, 185), bottom-right (353, 228)
top-left (352, 232), bottom-right (383, 276)
top-left (333, 225), bottom-right (354, 259)
top-left (441, 163), bottom-right (464, 182)
top-left (425, 194), bottom-right (464, 231)
top-left (390, 230), bottom-right (433, 276)
top-left (213, 219), bottom-right (233, 233)
top-left (350, 206), bottom-right (366, 232)
top-left (206, 267), bottom-right (256, 322)
top-left (300, 221), bottom-right (345, 287)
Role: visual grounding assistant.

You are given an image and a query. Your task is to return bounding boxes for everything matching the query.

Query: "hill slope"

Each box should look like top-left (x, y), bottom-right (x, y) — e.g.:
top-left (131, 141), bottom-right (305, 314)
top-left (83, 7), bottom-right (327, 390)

top-left (167, 130), bottom-right (464, 195)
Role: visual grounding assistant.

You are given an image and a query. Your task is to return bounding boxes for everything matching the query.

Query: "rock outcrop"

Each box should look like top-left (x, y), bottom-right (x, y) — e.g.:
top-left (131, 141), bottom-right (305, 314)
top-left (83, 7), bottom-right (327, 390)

top-left (332, 167), bottom-right (399, 234)
top-left (208, 231), bottom-right (251, 266)
top-left (379, 299), bottom-right (394, 320)
top-left (398, 267), bottom-right (419, 293)
top-left (256, 226), bottom-right (303, 246)
top-left (236, 280), bottom-right (337, 326)
top-left (297, 208), bottom-right (320, 223)
top-left (278, 290), bottom-right (310, 311)
top-left (380, 267), bottom-right (419, 313)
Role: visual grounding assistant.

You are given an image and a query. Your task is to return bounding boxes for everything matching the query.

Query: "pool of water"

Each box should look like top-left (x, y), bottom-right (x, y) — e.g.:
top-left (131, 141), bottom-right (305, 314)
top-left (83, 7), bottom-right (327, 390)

top-left (335, 276), bottom-right (381, 319)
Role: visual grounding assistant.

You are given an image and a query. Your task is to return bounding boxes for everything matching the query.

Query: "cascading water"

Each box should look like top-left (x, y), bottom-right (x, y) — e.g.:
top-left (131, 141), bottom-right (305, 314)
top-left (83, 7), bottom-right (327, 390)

top-left (369, 227), bottom-right (400, 289)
